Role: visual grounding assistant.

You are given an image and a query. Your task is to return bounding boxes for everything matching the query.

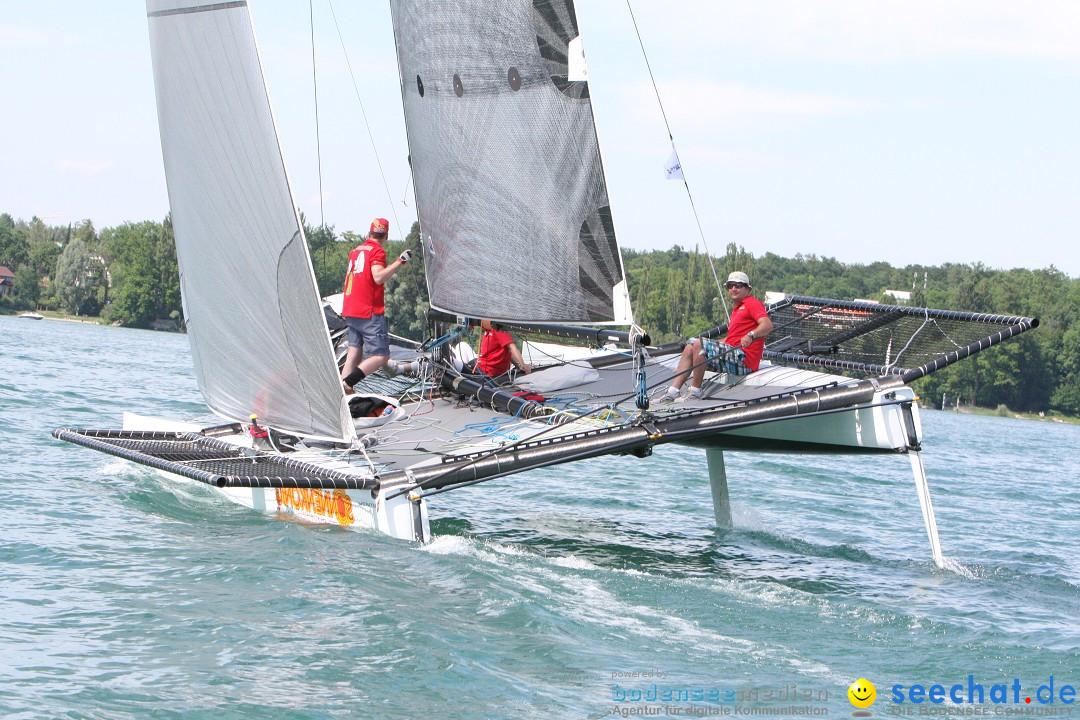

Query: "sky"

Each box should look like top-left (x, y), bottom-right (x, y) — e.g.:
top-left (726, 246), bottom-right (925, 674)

top-left (2, 1), bottom-right (1078, 277)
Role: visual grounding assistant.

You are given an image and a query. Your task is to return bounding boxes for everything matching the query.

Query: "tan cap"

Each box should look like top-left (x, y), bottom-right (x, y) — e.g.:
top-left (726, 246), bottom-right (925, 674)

top-left (726, 271), bottom-right (751, 287)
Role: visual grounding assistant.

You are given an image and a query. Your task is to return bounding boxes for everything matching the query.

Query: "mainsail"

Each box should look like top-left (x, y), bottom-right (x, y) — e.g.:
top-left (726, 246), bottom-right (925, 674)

top-left (146, 0), bottom-right (351, 441)
top-left (391, 0), bottom-right (633, 325)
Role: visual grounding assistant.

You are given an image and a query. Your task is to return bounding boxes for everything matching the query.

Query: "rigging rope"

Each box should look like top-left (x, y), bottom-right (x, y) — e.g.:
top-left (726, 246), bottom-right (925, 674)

top-left (324, 0), bottom-right (405, 240)
top-left (884, 307), bottom-right (932, 372)
top-left (625, 1), bottom-right (729, 321)
top-left (385, 355), bottom-right (718, 502)
top-left (631, 324), bottom-right (649, 410)
top-left (309, 0), bottom-right (325, 227)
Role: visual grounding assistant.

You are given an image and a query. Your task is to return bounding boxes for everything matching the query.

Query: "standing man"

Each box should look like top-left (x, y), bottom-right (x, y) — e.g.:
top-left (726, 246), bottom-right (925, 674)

top-left (663, 271), bottom-right (773, 401)
top-left (340, 217), bottom-right (411, 394)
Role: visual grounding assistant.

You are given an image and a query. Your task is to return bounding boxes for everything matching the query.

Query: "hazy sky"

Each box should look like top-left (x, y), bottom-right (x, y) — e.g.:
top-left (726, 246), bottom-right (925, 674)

top-left (2, 1), bottom-right (1078, 276)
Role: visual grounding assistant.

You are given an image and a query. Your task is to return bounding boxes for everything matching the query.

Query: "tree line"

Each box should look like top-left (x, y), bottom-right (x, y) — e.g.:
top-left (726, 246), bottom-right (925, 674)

top-left (2, 211), bottom-right (1075, 414)
top-left (0, 214), bottom-right (180, 325)
top-left (622, 243), bottom-right (1077, 415)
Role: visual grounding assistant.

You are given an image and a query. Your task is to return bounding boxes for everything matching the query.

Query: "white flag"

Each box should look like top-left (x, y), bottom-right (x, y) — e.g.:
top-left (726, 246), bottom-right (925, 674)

top-left (664, 149), bottom-right (684, 180)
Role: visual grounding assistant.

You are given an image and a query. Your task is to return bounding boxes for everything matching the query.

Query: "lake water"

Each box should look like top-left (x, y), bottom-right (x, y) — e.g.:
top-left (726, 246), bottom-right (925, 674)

top-left (2, 315), bottom-right (1078, 719)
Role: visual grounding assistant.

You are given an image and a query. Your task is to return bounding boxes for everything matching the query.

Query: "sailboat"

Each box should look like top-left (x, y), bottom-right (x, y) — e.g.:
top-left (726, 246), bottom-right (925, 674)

top-left (54, 0), bottom-right (1036, 566)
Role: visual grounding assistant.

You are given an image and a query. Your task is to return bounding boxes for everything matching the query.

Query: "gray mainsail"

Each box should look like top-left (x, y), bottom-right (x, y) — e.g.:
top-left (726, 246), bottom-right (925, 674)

top-left (146, 0), bottom-right (352, 441)
top-left (391, 0), bottom-right (634, 325)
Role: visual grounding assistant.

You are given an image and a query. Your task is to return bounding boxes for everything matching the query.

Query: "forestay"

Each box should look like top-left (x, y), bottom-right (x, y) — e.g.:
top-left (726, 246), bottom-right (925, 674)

top-left (391, 0), bottom-right (633, 325)
top-left (146, 0), bottom-right (351, 441)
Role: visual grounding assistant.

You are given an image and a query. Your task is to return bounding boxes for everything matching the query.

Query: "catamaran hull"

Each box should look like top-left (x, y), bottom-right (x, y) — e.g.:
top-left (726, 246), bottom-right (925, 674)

top-left (680, 386), bottom-right (922, 454)
top-left (121, 413), bottom-right (430, 543)
top-left (517, 350), bottom-right (922, 454)
top-left (216, 484), bottom-right (428, 542)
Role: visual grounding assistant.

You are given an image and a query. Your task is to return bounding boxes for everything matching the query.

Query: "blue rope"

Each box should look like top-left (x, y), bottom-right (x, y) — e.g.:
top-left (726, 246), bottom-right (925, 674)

top-left (634, 350), bottom-right (649, 410)
top-left (421, 325), bottom-right (467, 351)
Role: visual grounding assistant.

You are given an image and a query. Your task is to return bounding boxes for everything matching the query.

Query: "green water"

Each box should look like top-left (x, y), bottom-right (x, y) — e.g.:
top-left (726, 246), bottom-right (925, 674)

top-left (2, 316), bottom-right (1077, 719)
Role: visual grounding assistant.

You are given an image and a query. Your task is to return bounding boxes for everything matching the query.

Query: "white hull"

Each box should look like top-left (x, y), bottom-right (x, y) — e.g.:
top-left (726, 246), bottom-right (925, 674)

top-left (216, 484), bottom-right (427, 542)
top-left (122, 413), bottom-right (430, 542)
top-left (683, 374), bottom-right (922, 454)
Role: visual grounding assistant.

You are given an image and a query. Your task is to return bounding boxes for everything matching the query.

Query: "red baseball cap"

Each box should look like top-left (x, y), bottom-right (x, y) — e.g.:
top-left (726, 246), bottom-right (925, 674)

top-left (370, 218), bottom-right (389, 236)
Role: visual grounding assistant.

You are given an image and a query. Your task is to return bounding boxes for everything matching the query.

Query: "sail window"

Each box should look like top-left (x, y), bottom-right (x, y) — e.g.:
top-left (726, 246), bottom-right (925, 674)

top-left (453, 73), bottom-right (464, 97)
top-left (417, 75), bottom-right (425, 97)
top-left (507, 67), bottom-right (521, 91)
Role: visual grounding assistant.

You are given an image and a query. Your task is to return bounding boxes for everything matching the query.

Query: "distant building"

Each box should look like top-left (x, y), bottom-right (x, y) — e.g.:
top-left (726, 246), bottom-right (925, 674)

top-left (853, 290), bottom-right (912, 305)
top-left (765, 289), bottom-right (913, 307)
top-left (0, 266), bottom-right (14, 297)
top-left (764, 291), bottom-right (787, 306)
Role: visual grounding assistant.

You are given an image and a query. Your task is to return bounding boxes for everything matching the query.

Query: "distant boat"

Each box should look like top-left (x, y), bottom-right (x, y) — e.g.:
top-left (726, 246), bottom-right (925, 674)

top-left (19, 312), bottom-right (44, 320)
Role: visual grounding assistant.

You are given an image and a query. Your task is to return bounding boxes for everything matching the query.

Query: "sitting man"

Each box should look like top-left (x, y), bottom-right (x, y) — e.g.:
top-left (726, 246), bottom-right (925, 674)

top-left (463, 320), bottom-right (532, 382)
top-left (663, 271), bottom-right (773, 401)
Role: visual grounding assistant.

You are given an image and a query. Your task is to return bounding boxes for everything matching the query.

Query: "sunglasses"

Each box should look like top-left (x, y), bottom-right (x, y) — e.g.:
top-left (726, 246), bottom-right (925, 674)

top-left (724, 282), bottom-right (748, 289)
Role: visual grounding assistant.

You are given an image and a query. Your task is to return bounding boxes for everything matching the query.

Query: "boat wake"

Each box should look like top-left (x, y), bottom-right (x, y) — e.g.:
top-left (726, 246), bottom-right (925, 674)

top-left (940, 556), bottom-right (977, 579)
top-left (420, 531), bottom-right (850, 684)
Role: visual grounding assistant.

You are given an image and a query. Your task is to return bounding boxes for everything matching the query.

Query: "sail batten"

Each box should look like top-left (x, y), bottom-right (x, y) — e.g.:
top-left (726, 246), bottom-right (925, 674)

top-left (391, 0), bottom-right (634, 325)
top-left (146, 0), bottom-right (352, 442)
top-left (147, 1), bottom-right (248, 19)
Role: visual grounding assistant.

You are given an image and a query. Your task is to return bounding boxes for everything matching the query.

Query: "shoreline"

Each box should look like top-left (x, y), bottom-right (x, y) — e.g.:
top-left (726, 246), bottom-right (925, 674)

top-left (43, 315), bottom-right (103, 325)
top-left (2, 310), bottom-right (101, 324)
top-left (957, 406), bottom-right (1079, 425)
top-left (5, 310), bottom-right (1076, 424)
top-left (4, 310), bottom-right (178, 330)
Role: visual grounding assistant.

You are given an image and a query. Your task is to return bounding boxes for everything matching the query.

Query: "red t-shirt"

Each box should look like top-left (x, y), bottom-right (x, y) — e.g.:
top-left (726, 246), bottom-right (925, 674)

top-left (341, 240), bottom-right (387, 318)
top-left (725, 295), bottom-right (769, 371)
top-left (477, 329), bottom-right (514, 376)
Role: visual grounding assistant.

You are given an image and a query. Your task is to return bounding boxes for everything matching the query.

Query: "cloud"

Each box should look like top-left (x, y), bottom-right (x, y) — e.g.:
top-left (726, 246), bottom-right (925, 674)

top-left (55, 159), bottom-right (114, 175)
top-left (677, 81), bottom-right (878, 118)
top-left (676, 144), bottom-right (786, 173)
top-left (0, 24), bottom-right (71, 46)
top-left (639, 1), bottom-right (1080, 65)
top-left (0, 25), bottom-right (46, 43)
top-left (618, 80), bottom-right (882, 131)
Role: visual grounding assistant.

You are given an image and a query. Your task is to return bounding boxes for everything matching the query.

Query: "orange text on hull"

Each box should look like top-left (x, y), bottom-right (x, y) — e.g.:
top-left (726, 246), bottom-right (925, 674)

top-left (274, 488), bottom-right (355, 526)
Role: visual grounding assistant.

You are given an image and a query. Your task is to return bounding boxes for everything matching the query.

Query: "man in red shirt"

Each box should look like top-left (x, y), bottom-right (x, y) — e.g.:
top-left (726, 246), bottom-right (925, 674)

top-left (663, 271), bottom-right (773, 401)
top-left (340, 217), bottom-right (411, 393)
top-left (472, 320), bottom-right (532, 379)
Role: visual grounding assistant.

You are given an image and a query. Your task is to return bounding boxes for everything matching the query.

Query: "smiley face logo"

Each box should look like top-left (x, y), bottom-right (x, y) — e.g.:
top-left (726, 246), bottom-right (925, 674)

top-left (848, 678), bottom-right (876, 709)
